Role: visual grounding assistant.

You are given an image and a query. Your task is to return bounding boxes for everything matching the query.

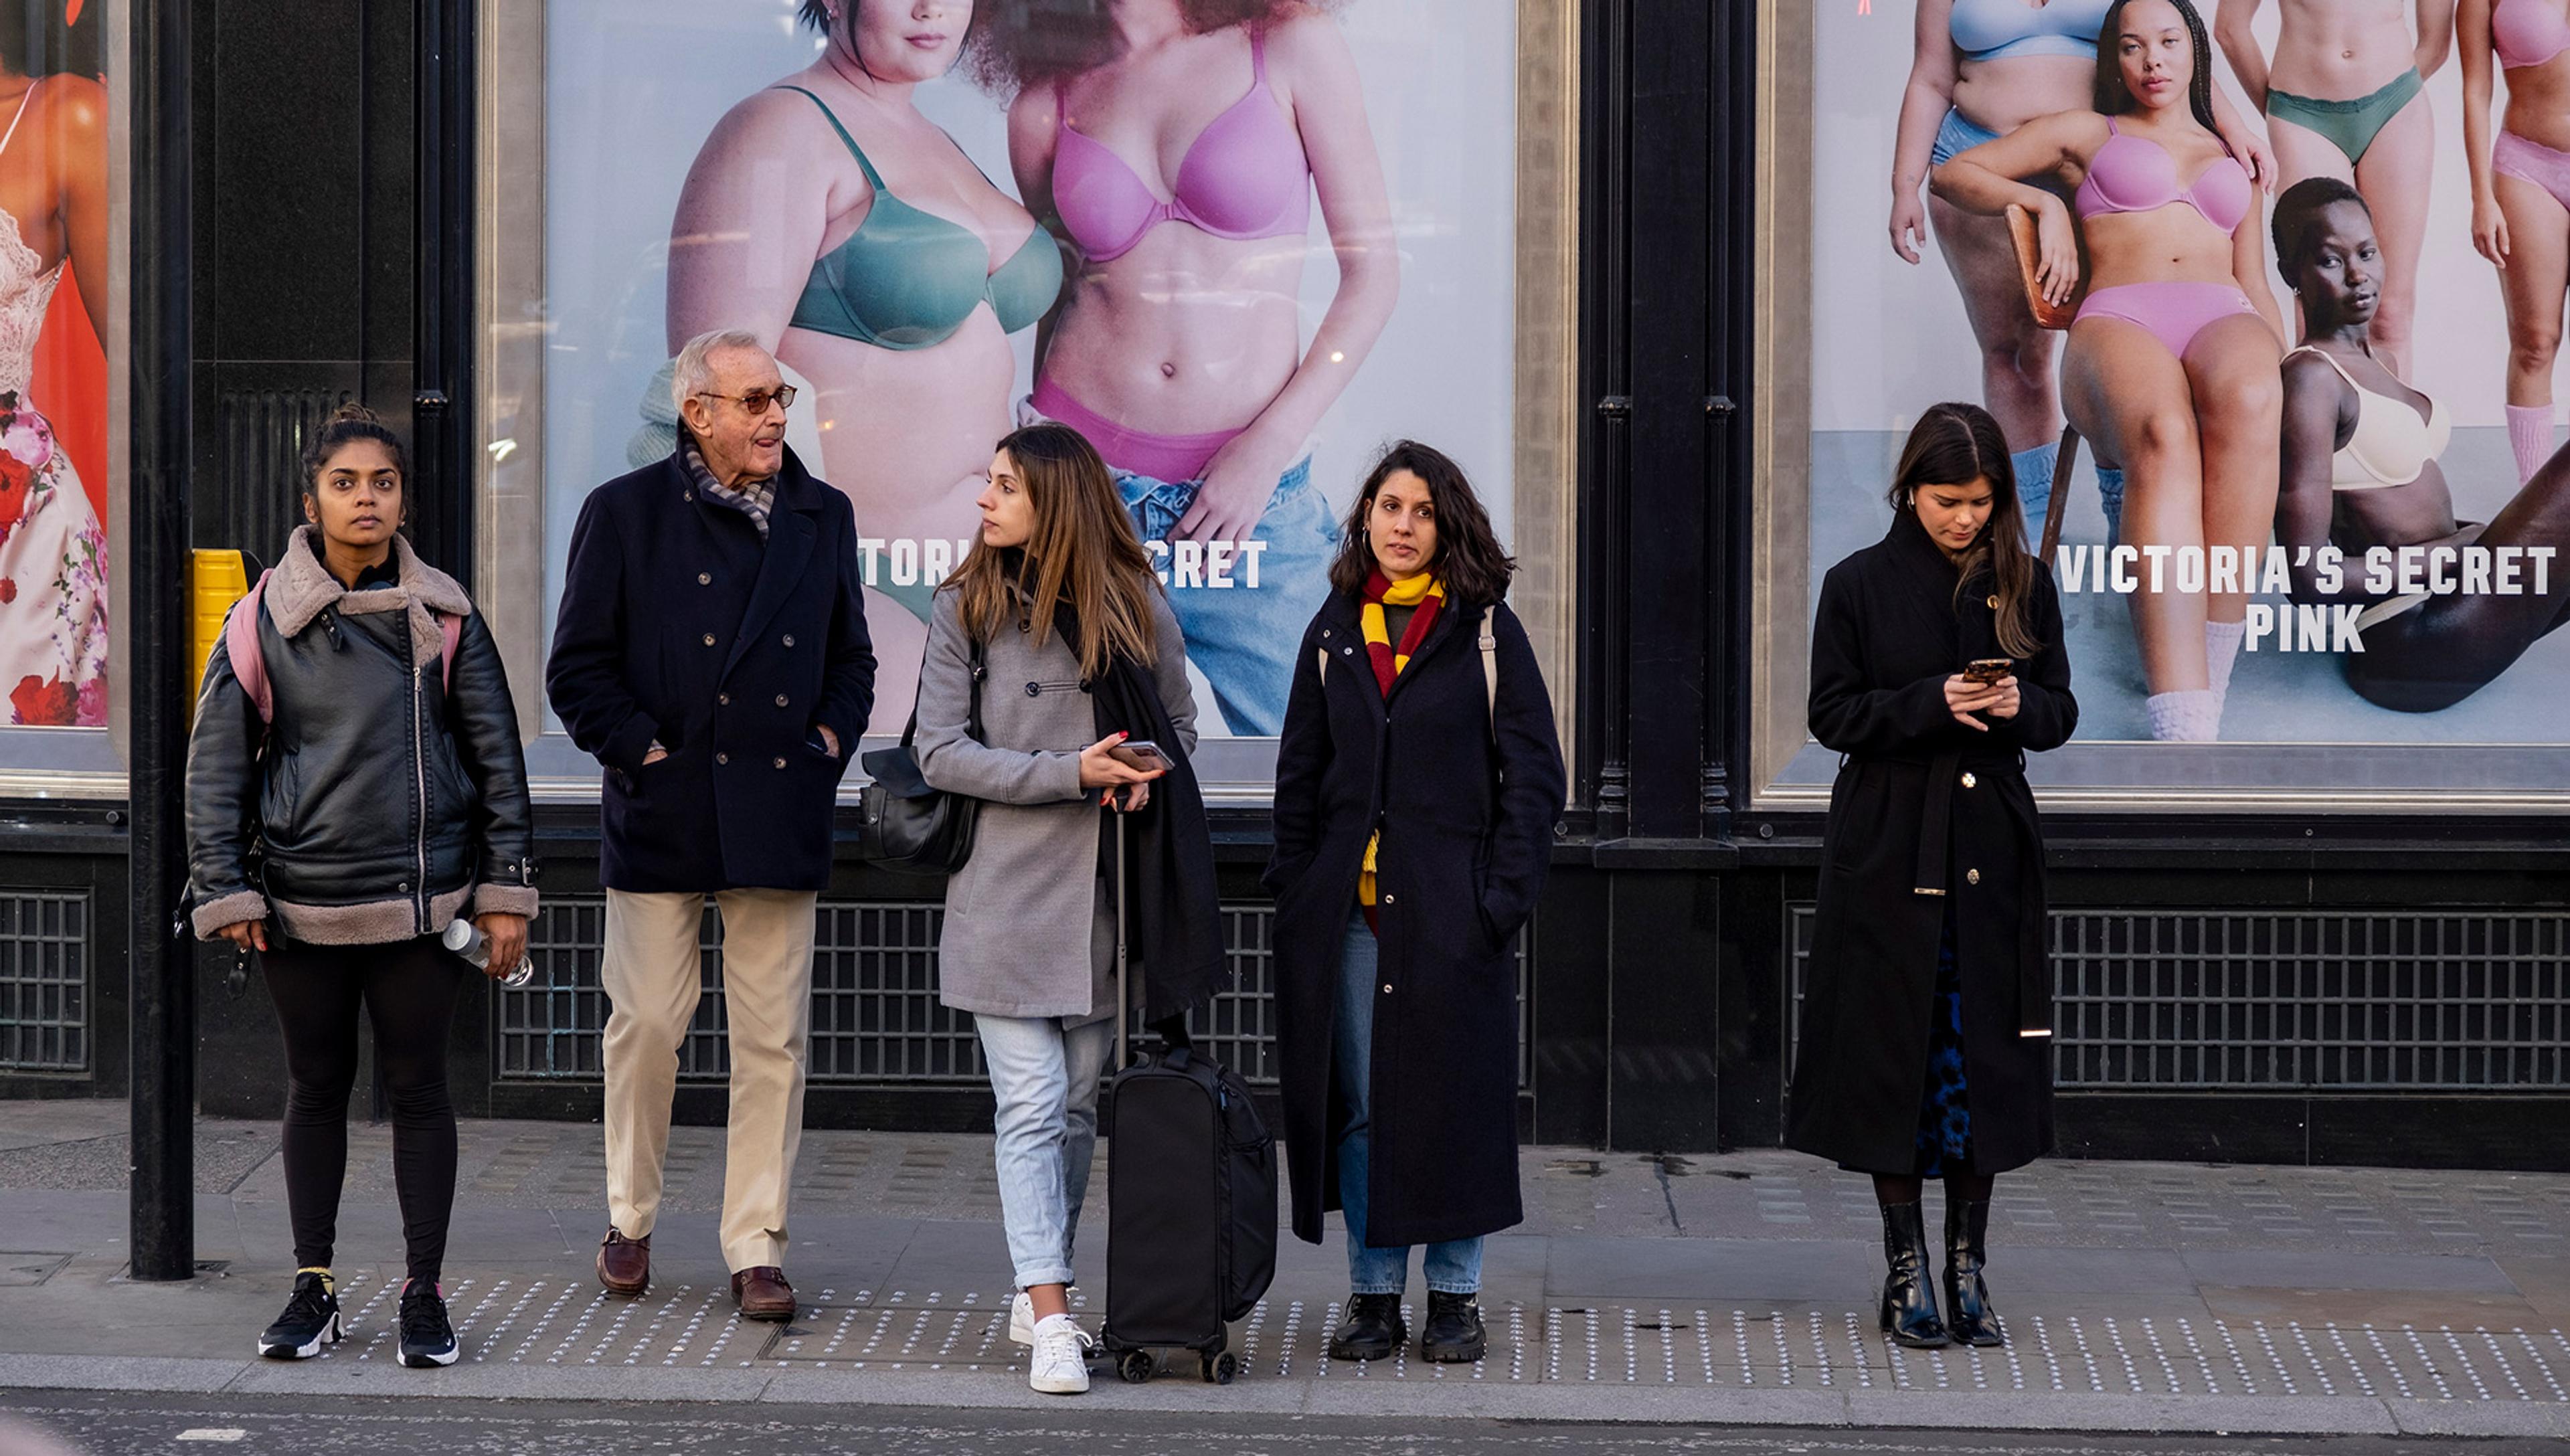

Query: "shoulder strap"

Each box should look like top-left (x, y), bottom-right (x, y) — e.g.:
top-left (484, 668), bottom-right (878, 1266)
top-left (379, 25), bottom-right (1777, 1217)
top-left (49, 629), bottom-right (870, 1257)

top-left (775, 84), bottom-right (887, 190)
top-left (1478, 606), bottom-right (1498, 746)
top-left (901, 630), bottom-right (987, 749)
top-left (2288, 344), bottom-right (2363, 390)
top-left (437, 611), bottom-right (463, 695)
top-left (225, 570), bottom-right (276, 724)
top-left (1250, 24), bottom-right (1269, 83)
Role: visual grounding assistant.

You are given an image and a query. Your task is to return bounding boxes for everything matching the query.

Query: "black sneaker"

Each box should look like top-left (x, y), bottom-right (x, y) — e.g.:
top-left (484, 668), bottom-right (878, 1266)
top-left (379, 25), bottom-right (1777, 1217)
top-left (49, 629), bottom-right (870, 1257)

top-left (396, 1279), bottom-right (460, 1368)
top-left (256, 1271), bottom-right (342, 1360)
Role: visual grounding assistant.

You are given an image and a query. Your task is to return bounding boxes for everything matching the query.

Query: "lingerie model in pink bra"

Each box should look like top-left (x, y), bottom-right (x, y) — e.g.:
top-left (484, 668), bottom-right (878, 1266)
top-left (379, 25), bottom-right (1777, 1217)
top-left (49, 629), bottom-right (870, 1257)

top-left (1051, 27), bottom-right (1310, 264)
top-left (1037, 27), bottom-right (1315, 481)
top-left (2490, 3), bottom-right (2570, 214)
top-left (2070, 118), bottom-right (2262, 357)
top-left (2495, 0), bottom-right (2570, 70)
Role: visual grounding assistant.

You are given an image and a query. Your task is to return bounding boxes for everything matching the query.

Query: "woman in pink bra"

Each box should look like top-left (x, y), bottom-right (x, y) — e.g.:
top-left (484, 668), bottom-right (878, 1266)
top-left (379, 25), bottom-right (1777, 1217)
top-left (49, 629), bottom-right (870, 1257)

top-left (659, 1), bottom-right (1057, 734)
top-left (1937, 0), bottom-right (2286, 742)
top-left (1894, 0), bottom-right (2273, 547)
top-left (2462, 0), bottom-right (2570, 483)
top-left (2214, 1), bottom-right (2453, 380)
top-left (978, 0), bottom-right (1397, 736)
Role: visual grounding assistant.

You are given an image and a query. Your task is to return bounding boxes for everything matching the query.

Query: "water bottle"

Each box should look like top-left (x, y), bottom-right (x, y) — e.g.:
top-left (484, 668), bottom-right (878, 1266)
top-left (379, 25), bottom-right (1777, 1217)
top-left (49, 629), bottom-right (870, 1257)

top-left (443, 919), bottom-right (535, 988)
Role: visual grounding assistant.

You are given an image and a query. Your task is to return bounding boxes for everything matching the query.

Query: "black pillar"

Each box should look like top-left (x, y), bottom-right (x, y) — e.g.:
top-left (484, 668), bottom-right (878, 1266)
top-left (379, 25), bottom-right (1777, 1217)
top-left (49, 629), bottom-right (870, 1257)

top-left (411, 0), bottom-right (473, 579)
top-left (128, 0), bottom-right (197, 1282)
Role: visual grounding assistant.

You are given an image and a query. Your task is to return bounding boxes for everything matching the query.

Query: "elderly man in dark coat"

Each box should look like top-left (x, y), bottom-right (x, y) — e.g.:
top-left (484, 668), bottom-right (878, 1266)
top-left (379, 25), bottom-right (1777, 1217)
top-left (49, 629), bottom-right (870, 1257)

top-left (547, 329), bottom-right (874, 1322)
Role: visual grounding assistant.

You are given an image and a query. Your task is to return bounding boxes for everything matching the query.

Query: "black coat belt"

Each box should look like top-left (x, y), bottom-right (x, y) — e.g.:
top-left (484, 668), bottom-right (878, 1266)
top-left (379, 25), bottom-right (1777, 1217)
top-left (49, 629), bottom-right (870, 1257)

top-left (1850, 746), bottom-right (2049, 1038)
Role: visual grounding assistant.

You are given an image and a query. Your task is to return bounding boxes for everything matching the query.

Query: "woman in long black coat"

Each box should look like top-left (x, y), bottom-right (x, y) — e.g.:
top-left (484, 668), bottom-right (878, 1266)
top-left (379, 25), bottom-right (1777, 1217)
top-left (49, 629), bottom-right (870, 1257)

top-left (1267, 440), bottom-right (1565, 1367)
top-left (1787, 403), bottom-right (2077, 1352)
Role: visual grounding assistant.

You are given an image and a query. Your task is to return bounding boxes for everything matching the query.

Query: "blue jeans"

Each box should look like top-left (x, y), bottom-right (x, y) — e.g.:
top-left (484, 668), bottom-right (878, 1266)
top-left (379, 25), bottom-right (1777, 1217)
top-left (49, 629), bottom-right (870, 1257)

top-left (1333, 911), bottom-right (1484, 1295)
top-left (1116, 456), bottom-right (1339, 737)
top-left (975, 1012), bottom-right (1114, 1290)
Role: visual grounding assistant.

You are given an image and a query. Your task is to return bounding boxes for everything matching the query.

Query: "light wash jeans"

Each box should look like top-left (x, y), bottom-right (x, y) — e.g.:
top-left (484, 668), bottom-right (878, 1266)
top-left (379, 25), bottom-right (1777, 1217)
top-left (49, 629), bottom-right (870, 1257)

top-left (1334, 911), bottom-right (1484, 1296)
top-left (1114, 456), bottom-right (1339, 737)
top-left (976, 1012), bottom-right (1114, 1290)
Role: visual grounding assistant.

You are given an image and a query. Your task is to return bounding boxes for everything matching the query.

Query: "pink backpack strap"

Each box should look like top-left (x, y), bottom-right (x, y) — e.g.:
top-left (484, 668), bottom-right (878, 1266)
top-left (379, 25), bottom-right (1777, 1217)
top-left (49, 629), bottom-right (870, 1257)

top-left (224, 570), bottom-right (276, 723)
top-left (438, 611), bottom-right (463, 695)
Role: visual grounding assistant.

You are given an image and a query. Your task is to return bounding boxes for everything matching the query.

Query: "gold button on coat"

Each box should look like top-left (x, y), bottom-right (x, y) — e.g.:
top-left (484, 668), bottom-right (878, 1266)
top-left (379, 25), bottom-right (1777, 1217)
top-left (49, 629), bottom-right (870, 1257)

top-left (782, 634), bottom-right (796, 647)
top-left (1986, 594), bottom-right (1999, 609)
top-left (773, 756), bottom-right (787, 769)
top-left (1966, 868), bottom-right (1981, 885)
top-left (698, 572), bottom-right (711, 585)
top-left (775, 694), bottom-right (789, 708)
top-left (1961, 771), bottom-right (1977, 788)
top-left (701, 632), bottom-right (716, 646)
top-left (716, 752), bottom-right (730, 765)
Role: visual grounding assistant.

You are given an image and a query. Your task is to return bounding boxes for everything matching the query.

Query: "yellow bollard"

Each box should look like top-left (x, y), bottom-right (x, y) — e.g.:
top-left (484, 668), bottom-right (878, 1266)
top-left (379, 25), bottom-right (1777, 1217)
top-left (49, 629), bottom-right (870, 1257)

top-left (189, 549), bottom-right (251, 717)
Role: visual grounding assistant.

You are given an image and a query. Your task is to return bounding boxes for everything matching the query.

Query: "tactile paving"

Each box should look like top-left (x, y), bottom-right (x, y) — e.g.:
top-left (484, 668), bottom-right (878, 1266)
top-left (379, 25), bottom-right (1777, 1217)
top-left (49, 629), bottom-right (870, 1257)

top-left (303, 1273), bottom-right (2570, 1402)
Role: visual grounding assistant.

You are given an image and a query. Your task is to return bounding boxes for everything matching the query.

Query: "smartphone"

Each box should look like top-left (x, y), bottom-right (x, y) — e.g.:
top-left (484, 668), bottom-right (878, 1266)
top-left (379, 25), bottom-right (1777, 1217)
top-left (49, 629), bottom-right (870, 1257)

top-left (1110, 739), bottom-right (1173, 772)
top-left (1963, 657), bottom-right (2014, 685)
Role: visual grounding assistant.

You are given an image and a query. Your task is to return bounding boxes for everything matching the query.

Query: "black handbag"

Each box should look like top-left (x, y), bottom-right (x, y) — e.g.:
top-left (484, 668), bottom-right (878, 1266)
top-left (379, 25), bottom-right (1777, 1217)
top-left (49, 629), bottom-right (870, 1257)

top-left (855, 636), bottom-right (986, 875)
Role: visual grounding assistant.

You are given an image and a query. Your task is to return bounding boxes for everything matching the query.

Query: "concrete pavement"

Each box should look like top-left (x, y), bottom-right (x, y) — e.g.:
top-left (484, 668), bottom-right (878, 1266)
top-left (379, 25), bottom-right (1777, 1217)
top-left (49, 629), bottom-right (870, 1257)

top-left (1, 1101), bottom-right (2568, 1437)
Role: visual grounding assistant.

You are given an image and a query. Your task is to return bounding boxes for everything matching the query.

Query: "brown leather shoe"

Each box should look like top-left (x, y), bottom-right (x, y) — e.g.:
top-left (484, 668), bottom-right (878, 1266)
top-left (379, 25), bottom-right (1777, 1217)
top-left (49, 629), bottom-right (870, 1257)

top-left (732, 1266), bottom-right (796, 1322)
top-left (596, 1228), bottom-right (650, 1297)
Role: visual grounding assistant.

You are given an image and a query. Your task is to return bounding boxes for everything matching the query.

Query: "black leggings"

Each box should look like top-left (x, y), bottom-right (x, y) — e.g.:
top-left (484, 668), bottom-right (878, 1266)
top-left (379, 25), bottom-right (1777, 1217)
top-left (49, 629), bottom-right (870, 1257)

top-left (261, 935), bottom-right (465, 1283)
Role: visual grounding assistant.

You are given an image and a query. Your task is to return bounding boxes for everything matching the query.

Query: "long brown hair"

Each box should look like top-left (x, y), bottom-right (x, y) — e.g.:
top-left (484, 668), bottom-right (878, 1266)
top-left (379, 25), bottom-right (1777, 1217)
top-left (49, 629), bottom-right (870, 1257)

top-left (1325, 440), bottom-right (1515, 605)
top-left (1887, 404), bottom-right (2041, 659)
top-left (943, 423), bottom-right (1160, 678)
top-left (2093, 0), bottom-right (2219, 134)
top-left (968, 0), bottom-right (1349, 94)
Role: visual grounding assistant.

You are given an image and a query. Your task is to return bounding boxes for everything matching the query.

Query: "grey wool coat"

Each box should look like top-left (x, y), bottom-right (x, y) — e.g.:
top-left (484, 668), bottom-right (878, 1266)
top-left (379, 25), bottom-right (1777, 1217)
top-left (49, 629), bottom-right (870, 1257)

top-left (915, 583), bottom-right (1197, 1021)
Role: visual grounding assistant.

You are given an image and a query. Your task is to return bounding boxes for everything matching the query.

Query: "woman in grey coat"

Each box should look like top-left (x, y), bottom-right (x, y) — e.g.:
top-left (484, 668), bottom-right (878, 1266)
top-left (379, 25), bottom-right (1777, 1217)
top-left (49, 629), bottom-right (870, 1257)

top-left (914, 422), bottom-right (1209, 1396)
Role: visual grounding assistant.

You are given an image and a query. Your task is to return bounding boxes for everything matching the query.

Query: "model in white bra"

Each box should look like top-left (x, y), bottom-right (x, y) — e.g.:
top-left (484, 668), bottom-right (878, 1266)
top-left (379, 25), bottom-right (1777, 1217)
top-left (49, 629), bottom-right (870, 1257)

top-left (2286, 345), bottom-right (2450, 491)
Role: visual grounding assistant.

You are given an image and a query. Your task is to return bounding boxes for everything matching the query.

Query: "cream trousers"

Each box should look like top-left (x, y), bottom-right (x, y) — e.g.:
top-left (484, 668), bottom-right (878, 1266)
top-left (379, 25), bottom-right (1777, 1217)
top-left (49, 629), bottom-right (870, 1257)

top-left (602, 887), bottom-right (817, 1273)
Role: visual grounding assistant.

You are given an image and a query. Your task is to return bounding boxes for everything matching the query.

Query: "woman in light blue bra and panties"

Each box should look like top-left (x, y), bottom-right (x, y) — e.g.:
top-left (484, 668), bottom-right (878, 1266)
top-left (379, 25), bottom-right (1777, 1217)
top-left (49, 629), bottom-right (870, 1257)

top-left (1894, 0), bottom-right (2274, 549)
top-left (2215, 1), bottom-right (2452, 382)
top-left (658, 0), bottom-right (1065, 734)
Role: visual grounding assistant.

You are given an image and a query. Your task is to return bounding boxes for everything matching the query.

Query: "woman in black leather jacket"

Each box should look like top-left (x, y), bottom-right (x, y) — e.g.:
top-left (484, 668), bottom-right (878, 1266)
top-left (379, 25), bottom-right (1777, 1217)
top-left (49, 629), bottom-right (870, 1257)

top-left (185, 404), bottom-right (537, 1370)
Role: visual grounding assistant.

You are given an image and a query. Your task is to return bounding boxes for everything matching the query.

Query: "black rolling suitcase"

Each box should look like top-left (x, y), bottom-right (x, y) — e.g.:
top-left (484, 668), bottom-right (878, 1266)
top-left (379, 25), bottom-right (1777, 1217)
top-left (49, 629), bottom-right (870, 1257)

top-left (1099, 815), bottom-right (1278, 1384)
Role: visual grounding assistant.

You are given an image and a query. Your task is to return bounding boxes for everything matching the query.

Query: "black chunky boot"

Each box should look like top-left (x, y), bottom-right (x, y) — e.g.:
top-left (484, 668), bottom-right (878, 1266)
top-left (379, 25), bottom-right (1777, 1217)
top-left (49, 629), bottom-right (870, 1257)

top-left (1944, 1198), bottom-right (2002, 1346)
top-left (1877, 1201), bottom-right (1949, 1348)
top-left (1329, 1293), bottom-right (1406, 1361)
top-left (1420, 1290), bottom-right (1488, 1363)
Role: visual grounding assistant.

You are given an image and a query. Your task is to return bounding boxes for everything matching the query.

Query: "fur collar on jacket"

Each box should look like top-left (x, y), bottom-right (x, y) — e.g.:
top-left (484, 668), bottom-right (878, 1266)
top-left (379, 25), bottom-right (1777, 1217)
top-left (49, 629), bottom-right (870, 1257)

top-left (270, 525), bottom-right (473, 669)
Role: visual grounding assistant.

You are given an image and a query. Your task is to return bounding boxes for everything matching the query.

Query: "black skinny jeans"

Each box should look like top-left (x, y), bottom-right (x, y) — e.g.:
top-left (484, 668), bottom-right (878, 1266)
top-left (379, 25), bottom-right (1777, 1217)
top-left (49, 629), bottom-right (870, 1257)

top-left (261, 935), bottom-right (465, 1284)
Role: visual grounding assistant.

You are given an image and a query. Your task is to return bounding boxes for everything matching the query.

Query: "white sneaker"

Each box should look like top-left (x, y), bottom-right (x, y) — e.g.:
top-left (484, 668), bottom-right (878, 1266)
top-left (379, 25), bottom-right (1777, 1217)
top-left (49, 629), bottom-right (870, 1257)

top-left (1009, 1291), bottom-right (1035, 1346)
top-left (1027, 1312), bottom-right (1094, 1394)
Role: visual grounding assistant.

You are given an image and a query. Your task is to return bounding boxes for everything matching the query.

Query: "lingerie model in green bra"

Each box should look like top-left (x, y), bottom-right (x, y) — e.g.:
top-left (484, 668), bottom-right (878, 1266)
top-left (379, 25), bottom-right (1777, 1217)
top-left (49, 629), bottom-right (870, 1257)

top-left (776, 86), bottom-right (1061, 349)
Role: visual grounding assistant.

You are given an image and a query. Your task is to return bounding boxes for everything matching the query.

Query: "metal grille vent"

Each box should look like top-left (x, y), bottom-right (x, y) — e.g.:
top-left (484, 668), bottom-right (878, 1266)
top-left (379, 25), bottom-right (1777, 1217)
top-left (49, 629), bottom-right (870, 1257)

top-left (1788, 907), bottom-right (2570, 1091)
top-left (497, 897), bottom-right (1528, 1088)
top-left (0, 891), bottom-right (87, 1073)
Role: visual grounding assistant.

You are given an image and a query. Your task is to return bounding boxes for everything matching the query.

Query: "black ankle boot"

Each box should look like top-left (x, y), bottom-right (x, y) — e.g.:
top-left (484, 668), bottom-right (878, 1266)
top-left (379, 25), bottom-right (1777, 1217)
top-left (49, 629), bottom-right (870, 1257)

top-left (1329, 1293), bottom-right (1406, 1361)
top-left (1944, 1198), bottom-right (2001, 1346)
top-left (1877, 1201), bottom-right (1949, 1348)
top-left (1420, 1291), bottom-right (1488, 1363)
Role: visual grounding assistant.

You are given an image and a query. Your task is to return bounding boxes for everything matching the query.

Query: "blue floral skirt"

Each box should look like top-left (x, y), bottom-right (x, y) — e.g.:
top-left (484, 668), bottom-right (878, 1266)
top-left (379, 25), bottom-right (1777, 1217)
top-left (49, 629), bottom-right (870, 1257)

top-left (1913, 916), bottom-right (1974, 1177)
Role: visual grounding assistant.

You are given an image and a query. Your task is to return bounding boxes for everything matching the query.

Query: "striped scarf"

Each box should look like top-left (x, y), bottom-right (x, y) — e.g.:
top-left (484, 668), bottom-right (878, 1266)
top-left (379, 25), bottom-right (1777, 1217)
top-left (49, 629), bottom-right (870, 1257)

top-left (1358, 571), bottom-right (1444, 920)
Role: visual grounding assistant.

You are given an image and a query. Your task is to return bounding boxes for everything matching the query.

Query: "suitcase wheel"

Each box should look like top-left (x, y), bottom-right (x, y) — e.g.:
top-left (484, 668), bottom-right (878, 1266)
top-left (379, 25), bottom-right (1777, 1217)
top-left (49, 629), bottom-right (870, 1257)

top-left (1116, 1350), bottom-right (1156, 1384)
top-left (1201, 1350), bottom-right (1239, 1384)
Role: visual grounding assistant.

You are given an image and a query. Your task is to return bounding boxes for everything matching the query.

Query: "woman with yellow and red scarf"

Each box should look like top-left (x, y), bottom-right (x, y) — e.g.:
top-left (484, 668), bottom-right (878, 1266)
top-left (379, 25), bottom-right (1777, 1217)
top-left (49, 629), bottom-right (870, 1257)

top-left (1266, 440), bottom-right (1565, 1368)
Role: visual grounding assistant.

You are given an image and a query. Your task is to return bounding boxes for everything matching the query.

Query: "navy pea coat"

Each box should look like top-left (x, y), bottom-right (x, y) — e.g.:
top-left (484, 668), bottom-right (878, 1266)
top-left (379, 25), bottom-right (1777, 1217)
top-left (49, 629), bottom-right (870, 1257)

top-left (1266, 592), bottom-right (1566, 1249)
top-left (546, 446), bottom-right (875, 892)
